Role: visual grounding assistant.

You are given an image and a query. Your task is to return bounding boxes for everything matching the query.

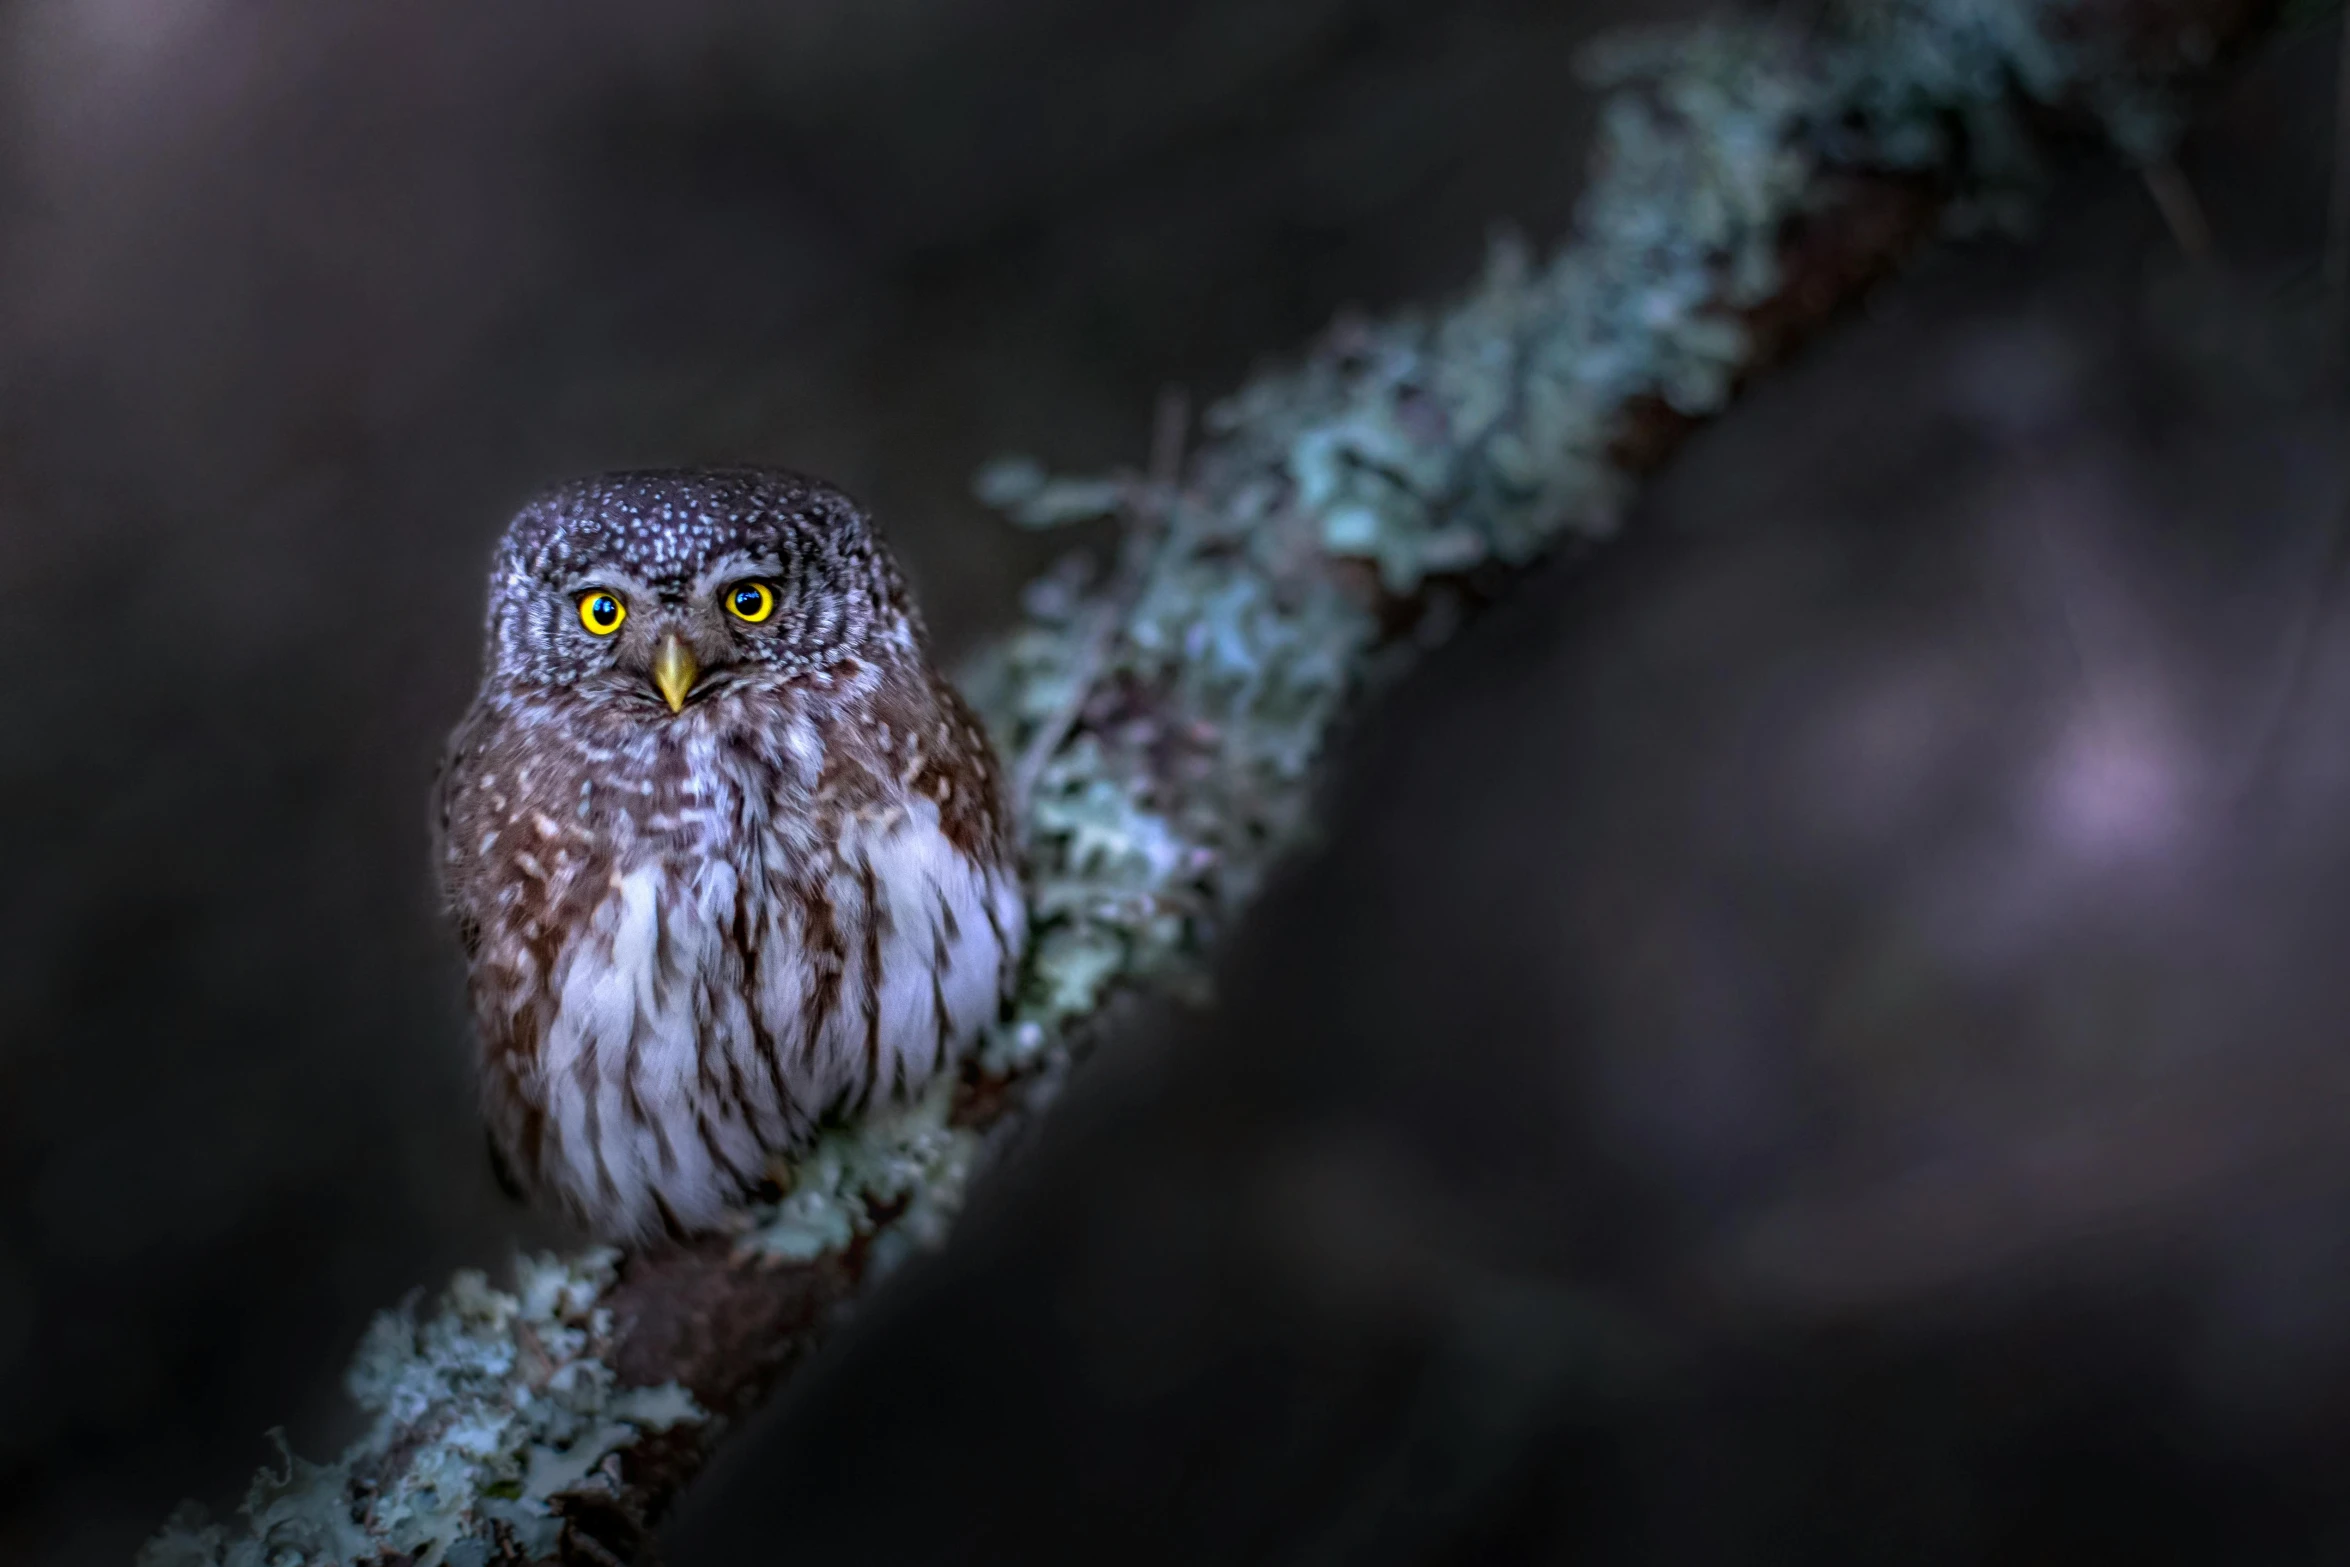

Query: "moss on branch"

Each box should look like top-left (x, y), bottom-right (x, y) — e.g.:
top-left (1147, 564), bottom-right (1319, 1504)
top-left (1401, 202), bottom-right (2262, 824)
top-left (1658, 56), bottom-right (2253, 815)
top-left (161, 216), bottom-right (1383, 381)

top-left (141, 1), bottom-right (2278, 1561)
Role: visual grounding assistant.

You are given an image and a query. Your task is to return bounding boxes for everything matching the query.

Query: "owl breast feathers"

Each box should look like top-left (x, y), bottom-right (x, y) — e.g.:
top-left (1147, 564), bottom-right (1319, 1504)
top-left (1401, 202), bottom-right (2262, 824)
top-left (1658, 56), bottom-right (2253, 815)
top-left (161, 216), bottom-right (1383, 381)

top-left (436, 468), bottom-right (1025, 1243)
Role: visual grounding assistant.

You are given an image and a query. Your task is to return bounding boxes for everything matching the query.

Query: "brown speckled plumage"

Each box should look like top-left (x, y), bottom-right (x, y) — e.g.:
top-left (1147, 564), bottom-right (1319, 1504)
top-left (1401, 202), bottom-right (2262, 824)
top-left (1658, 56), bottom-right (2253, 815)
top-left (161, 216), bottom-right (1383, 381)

top-left (436, 468), bottom-right (1023, 1243)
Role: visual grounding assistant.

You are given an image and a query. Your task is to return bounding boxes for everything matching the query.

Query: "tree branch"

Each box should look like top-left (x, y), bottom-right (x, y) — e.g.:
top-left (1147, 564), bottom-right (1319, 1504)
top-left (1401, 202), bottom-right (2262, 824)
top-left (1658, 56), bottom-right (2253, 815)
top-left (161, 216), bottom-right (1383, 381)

top-left (141, 2), bottom-right (2282, 1562)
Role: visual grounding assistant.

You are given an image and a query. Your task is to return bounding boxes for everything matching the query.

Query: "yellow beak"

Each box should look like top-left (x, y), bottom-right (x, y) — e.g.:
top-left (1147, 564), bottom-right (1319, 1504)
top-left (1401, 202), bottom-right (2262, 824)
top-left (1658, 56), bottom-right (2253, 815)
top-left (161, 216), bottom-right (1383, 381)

top-left (651, 633), bottom-right (698, 714)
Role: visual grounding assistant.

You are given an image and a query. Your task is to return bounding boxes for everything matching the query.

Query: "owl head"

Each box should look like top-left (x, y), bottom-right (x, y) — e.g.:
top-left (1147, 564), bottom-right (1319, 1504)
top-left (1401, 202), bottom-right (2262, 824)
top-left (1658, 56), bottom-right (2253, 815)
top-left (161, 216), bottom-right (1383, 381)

top-left (480, 467), bottom-right (915, 714)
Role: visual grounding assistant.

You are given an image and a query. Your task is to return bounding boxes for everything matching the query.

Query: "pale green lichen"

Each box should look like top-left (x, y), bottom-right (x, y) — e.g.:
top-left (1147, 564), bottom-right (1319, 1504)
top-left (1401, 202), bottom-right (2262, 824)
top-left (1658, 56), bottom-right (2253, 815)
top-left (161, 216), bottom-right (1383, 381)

top-left (734, 1073), bottom-right (978, 1271)
top-left (139, 1252), bottom-right (700, 1567)
top-left (144, 2), bottom-right (2213, 1560)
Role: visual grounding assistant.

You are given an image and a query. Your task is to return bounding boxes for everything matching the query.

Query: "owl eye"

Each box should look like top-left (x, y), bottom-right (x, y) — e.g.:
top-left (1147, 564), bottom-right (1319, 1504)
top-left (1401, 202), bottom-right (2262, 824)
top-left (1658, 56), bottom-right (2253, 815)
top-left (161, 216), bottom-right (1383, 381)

top-left (726, 581), bottom-right (777, 624)
top-left (578, 591), bottom-right (627, 636)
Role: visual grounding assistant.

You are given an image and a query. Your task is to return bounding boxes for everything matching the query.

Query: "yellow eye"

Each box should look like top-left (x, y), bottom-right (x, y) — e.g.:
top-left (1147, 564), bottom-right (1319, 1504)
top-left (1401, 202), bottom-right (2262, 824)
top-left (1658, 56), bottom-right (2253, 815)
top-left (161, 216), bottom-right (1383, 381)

top-left (578, 591), bottom-right (626, 636)
top-left (726, 581), bottom-right (776, 624)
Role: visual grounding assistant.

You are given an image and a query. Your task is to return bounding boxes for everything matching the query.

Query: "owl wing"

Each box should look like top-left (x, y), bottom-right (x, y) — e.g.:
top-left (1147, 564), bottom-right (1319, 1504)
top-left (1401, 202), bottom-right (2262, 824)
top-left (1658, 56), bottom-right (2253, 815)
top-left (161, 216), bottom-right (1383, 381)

top-left (431, 701), bottom-right (496, 955)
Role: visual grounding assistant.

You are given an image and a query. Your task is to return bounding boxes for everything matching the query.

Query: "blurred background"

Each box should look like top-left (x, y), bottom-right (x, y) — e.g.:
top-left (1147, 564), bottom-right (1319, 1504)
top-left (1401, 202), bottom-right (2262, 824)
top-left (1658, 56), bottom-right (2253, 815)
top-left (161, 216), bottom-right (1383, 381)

top-left (670, 26), bottom-right (2350, 1561)
top-left (0, 0), bottom-right (2342, 1561)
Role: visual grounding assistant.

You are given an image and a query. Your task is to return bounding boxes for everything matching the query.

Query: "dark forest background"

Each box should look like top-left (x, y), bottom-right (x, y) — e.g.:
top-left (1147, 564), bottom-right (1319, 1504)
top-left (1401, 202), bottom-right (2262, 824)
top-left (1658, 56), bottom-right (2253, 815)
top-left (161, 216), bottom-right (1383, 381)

top-left (0, 1), bottom-right (2343, 1562)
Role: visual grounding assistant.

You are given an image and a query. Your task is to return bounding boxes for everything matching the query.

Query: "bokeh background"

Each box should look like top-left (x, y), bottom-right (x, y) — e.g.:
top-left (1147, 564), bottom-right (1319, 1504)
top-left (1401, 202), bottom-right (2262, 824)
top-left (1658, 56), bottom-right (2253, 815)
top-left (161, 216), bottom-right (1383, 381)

top-left (0, 1), bottom-right (2343, 1562)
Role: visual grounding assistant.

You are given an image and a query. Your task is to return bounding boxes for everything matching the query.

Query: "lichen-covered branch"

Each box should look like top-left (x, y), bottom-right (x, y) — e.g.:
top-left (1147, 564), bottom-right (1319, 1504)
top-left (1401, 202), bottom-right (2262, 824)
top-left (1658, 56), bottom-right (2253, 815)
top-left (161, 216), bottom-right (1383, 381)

top-left (142, 1), bottom-right (2280, 1561)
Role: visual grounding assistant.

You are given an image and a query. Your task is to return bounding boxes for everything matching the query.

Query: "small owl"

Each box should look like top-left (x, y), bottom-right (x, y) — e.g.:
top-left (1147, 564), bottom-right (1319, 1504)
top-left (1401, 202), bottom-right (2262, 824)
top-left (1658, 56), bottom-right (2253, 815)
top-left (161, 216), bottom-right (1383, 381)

top-left (436, 467), bottom-right (1025, 1244)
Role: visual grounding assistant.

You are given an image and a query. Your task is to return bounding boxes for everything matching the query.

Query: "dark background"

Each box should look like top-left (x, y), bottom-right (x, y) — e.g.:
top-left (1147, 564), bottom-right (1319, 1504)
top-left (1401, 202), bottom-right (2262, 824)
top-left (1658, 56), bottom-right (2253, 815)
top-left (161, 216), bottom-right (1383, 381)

top-left (669, 29), bottom-right (2350, 1562)
top-left (0, 1), bottom-right (2341, 1562)
top-left (669, 29), bottom-right (2350, 1561)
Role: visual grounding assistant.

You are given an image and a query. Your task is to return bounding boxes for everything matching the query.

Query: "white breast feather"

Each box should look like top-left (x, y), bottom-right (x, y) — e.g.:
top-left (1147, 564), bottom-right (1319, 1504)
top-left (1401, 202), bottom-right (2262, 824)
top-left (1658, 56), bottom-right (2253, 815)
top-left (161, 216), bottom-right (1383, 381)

top-left (536, 795), bottom-right (1022, 1239)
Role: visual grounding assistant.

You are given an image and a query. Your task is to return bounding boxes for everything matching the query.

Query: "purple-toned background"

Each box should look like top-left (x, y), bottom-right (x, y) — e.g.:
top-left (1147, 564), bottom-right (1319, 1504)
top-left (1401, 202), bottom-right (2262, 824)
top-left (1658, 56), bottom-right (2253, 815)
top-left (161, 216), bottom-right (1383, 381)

top-left (0, 2), bottom-right (2339, 1560)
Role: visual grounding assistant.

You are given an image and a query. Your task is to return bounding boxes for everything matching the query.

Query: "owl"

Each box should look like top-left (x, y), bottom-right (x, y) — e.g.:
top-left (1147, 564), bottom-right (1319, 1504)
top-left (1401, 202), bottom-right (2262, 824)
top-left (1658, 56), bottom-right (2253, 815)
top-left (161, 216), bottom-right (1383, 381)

top-left (436, 467), bottom-right (1025, 1244)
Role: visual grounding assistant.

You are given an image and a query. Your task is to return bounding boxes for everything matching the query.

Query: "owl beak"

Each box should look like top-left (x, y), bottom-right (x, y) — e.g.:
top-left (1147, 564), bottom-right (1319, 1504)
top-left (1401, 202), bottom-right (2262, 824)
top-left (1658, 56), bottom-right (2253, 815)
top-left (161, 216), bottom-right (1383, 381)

top-left (651, 633), bottom-right (699, 714)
